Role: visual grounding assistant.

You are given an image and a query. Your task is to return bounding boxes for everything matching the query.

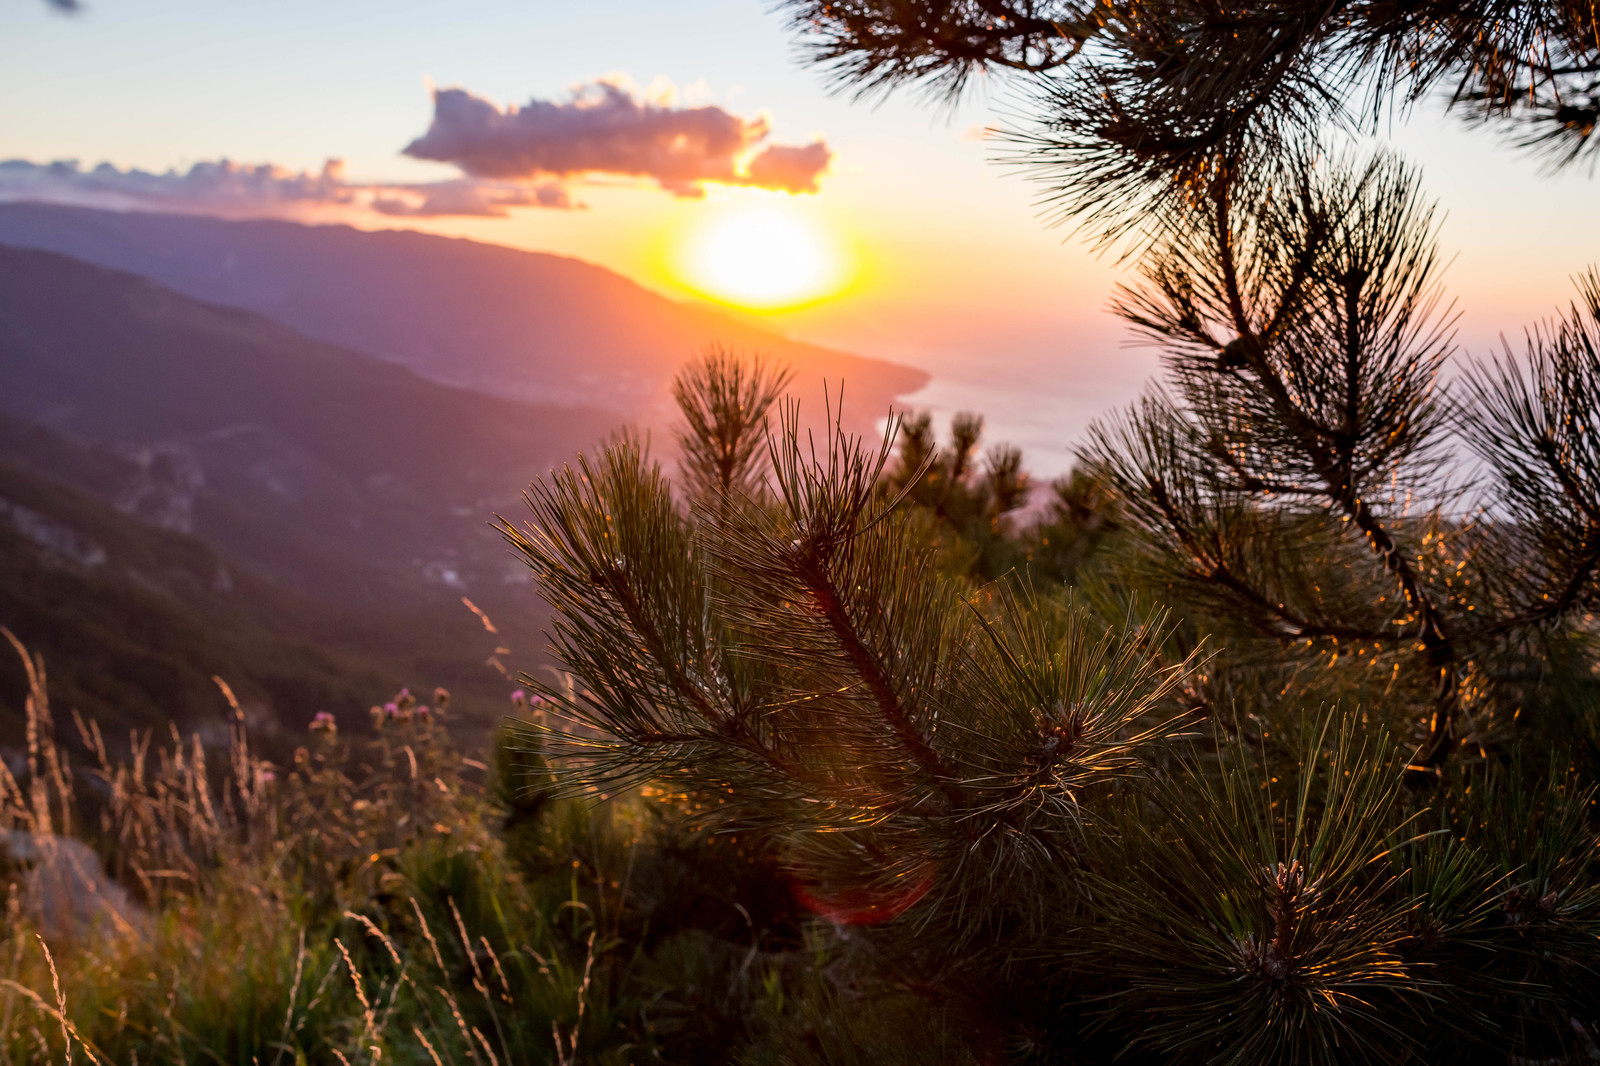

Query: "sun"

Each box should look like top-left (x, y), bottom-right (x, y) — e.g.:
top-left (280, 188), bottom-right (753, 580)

top-left (675, 203), bottom-right (848, 311)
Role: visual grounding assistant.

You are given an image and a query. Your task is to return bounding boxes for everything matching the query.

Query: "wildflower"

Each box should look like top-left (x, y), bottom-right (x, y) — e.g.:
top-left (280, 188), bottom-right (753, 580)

top-left (310, 711), bottom-right (337, 734)
top-left (396, 687), bottom-right (416, 711)
top-left (432, 686), bottom-right (451, 709)
top-left (510, 690), bottom-right (528, 708)
top-left (384, 701), bottom-right (399, 718)
top-left (370, 704), bottom-right (386, 728)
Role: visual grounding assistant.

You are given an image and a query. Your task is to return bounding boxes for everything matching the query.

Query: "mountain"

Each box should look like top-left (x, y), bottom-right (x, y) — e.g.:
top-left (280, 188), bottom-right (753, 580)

top-left (0, 444), bottom-right (532, 747)
top-left (0, 244), bottom-right (617, 608)
top-left (0, 202), bottom-right (928, 420)
top-left (0, 241), bottom-right (592, 740)
top-left (0, 449), bottom-right (384, 741)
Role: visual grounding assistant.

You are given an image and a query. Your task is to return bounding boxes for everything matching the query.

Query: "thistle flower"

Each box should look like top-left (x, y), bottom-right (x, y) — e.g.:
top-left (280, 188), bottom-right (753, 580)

top-left (309, 711), bottom-right (337, 734)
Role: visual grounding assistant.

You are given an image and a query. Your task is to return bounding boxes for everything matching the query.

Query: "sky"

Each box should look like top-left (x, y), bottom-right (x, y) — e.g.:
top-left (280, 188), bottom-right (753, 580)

top-left (4, 0), bottom-right (1597, 477)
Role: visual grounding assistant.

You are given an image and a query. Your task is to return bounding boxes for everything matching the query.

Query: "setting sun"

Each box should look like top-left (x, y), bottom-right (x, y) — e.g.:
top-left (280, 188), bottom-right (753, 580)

top-left (675, 203), bottom-right (848, 311)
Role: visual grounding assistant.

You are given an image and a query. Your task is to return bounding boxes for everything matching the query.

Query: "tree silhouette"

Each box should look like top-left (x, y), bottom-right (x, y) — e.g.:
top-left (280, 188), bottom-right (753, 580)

top-left (775, 0), bottom-right (1600, 770)
top-left (778, 0), bottom-right (1600, 178)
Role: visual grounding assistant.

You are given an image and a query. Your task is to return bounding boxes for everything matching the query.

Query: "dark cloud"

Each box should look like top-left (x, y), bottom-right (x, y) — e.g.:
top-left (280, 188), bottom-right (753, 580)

top-left (0, 158), bottom-right (574, 219)
top-left (403, 80), bottom-right (833, 197)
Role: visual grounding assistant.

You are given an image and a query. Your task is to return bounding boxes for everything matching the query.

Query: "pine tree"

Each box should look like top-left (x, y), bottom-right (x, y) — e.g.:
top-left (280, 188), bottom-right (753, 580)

top-left (494, 1), bottom-right (1600, 1055)
top-left (776, 0), bottom-right (1599, 178)
top-left (882, 409), bottom-right (1033, 578)
top-left (502, 347), bottom-right (1600, 1061)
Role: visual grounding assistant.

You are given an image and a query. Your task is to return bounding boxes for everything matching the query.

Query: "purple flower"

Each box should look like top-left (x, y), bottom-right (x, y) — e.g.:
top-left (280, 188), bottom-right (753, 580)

top-left (310, 711), bottom-right (337, 734)
top-left (510, 690), bottom-right (528, 707)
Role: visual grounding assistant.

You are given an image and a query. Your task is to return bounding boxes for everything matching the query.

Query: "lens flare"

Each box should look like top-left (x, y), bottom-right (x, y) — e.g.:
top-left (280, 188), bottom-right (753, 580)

top-left (676, 203), bottom-right (847, 311)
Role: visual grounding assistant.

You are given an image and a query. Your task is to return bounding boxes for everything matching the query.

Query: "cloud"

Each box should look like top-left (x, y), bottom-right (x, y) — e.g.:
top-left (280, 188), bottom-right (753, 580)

top-left (0, 158), bottom-right (358, 211)
top-left (403, 79), bottom-right (833, 197)
top-left (745, 142), bottom-right (833, 194)
top-left (0, 77), bottom-right (831, 223)
top-left (371, 179), bottom-right (573, 217)
top-left (0, 158), bottom-right (575, 219)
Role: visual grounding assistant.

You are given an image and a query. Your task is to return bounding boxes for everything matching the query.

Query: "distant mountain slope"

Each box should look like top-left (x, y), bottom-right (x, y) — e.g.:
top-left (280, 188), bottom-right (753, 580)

top-left (0, 245), bottom-right (616, 606)
top-left (0, 202), bottom-right (927, 418)
top-left (0, 452), bottom-right (394, 740)
top-left (0, 451), bottom-right (536, 746)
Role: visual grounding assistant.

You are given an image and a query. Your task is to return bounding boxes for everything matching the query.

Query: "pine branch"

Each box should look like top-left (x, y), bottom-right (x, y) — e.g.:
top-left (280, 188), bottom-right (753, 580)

top-left (1093, 154), bottom-right (1468, 763)
top-left (790, 538), bottom-right (968, 811)
top-left (673, 346), bottom-right (792, 506)
top-left (1464, 270), bottom-right (1600, 630)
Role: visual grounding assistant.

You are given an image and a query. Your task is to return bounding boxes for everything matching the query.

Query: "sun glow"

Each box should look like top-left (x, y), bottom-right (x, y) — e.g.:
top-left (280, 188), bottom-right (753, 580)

top-left (675, 202), bottom-right (849, 311)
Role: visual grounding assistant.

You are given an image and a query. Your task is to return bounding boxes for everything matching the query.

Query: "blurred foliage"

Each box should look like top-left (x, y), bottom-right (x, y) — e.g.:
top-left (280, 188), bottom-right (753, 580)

top-left (0, 630), bottom-right (833, 1064)
top-left (882, 410), bottom-right (1123, 585)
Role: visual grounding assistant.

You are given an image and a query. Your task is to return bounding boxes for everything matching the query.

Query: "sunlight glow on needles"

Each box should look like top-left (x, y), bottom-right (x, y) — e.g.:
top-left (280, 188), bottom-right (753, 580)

top-left (675, 202), bottom-right (849, 311)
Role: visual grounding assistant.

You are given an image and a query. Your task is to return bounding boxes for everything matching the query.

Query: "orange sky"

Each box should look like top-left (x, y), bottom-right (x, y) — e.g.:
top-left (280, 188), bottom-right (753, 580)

top-left (5, 0), bottom-right (1597, 477)
top-left (372, 112), bottom-right (1597, 477)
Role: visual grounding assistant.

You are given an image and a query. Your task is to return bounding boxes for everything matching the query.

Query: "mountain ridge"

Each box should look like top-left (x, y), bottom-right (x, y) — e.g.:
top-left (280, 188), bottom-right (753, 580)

top-left (0, 202), bottom-right (928, 422)
top-left (0, 243), bottom-right (616, 606)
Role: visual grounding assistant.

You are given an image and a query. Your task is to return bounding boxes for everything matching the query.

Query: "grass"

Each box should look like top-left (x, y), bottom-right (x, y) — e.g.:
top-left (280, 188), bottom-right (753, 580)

top-left (0, 629), bottom-right (831, 1065)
